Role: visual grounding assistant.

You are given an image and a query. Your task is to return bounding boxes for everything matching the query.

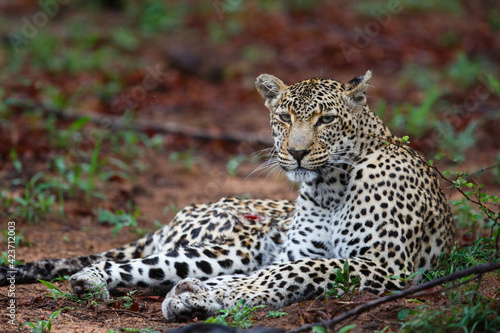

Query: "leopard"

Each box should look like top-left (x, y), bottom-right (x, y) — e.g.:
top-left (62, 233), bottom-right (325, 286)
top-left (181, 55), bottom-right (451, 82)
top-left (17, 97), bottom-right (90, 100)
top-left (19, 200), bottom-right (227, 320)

top-left (1, 71), bottom-right (455, 322)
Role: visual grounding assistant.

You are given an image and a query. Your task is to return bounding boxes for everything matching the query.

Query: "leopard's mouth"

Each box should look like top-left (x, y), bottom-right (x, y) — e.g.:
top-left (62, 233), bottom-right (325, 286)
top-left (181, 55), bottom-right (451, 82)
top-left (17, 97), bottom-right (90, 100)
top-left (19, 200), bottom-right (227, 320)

top-left (285, 167), bottom-right (319, 183)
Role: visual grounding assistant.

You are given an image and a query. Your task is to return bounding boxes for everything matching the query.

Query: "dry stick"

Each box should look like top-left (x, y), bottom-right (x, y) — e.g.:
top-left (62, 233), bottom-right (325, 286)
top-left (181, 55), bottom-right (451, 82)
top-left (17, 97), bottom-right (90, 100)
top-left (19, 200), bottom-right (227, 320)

top-left (467, 163), bottom-right (500, 179)
top-left (15, 100), bottom-right (275, 146)
top-left (286, 261), bottom-right (500, 333)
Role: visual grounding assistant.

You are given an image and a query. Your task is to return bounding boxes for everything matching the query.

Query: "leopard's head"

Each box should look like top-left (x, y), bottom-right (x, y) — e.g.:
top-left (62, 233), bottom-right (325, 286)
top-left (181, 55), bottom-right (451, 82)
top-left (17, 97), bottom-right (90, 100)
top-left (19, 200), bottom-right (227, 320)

top-left (256, 71), bottom-right (371, 183)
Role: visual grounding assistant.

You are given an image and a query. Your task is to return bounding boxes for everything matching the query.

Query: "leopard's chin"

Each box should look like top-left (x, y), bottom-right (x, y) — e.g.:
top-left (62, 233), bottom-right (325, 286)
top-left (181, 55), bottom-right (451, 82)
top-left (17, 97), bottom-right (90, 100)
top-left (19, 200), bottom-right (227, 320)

top-left (286, 167), bottom-right (318, 183)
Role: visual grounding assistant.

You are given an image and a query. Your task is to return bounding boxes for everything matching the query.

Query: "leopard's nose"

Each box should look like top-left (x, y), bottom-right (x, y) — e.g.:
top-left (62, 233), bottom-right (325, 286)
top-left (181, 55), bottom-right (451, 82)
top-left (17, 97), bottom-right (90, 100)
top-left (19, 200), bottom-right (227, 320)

top-left (288, 148), bottom-right (311, 162)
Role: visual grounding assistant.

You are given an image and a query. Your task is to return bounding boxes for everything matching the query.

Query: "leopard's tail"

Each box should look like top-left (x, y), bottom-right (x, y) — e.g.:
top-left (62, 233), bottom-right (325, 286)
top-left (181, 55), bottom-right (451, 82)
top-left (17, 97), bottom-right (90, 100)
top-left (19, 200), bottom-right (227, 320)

top-left (0, 231), bottom-right (158, 285)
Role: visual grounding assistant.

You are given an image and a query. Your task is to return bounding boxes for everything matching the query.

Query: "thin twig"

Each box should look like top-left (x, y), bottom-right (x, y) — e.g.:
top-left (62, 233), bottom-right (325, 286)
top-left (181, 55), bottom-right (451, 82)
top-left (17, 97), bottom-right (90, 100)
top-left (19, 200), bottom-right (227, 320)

top-left (286, 261), bottom-right (500, 333)
top-left (467, 164), bottom-right (500, 179)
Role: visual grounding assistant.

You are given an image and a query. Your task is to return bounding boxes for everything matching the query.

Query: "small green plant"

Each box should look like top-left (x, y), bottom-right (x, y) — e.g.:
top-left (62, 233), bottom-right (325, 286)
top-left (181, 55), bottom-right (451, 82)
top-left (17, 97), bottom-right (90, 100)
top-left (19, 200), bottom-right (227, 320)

top-left (485, 74), bottom-right (500, 98)
top-left (48, 153), bottom-right (131, 205)
top-left (391, 86), bottom-right (441, 138)
top-left (398, 136), bottom-right (411, 145)
top-left (121, 291), bottom-right (137, 310)
top-left (324, 260), bottom-right (361, 300)
top-left (0, 252), bottom-right (23, 266)
top-left (268, 309), bottom-right (288, 318)
top-left (399, 301), bottom-right (500, 333)
top-left (9, 149), bottom-right (23, 173)
top-left (97, 208), bottom-right (146, 237)
top-left (451, 198), bottom-right (483, 229)
top-left (81, 282), bottom-right (110, 307)
top-left (312, 326), bottom-right (327, 333)
top-left (108, 290), bottom-right (138, 310)
top-left (338, 325), bottom-right (357, 333)
top-left (163, 204), bottom-right (180, 216)
top-left (423, 235), bottom-right (498, 304)
top-left (169, 147), bottom-right (197, 171)
top-left (0, 228), bottom-right (30, 265)
top-left (108, 118), bottom-right (164, 159)
top-left (51, 275), bottom-right (72, 282)
top-left (44, 116), bottom-right (90, 149)
top-left (11, 172), bottom-right (55, 223)
top-left (39, 278), bottom-right (110, 306)
top-left (397, 63), bottom-right (446, 92)
top-left (110, 28), bottom-right (140, 51)
top-left (398, 307), bottom-right (417, 321)
top-left (38, 279), bottom-right (81, 303)
top-left (227, 155), bottom-right (247, 176)
top-left (1, 229), bottom-right (31, 247)
top-left (446, 52), bottom-right (496, 89)
top-left (129, 0), bottom-right (190, 35)
top-left (204, 299), bottom-right (266, 329)
top-left (425, 237), bottom-right (496, 282)
top-left (434, 120), bottom-right (480, 162)
top-left (23, 308), bottom-right (62, 333)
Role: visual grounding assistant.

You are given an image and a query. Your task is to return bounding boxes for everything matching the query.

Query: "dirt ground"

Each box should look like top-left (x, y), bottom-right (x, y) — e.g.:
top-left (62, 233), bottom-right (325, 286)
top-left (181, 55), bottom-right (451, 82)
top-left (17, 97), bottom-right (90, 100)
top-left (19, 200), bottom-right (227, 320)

top-left (1, 1), bottom-right (500, 332)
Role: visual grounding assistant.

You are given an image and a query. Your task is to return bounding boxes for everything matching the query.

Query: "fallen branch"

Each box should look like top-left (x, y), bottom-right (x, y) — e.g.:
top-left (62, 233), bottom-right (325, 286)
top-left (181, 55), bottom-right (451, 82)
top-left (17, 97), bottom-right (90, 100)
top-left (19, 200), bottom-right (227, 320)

top-left (286, 261), bottom-right (500, 333)
top-left (12, 100), bottom-right (274, 146)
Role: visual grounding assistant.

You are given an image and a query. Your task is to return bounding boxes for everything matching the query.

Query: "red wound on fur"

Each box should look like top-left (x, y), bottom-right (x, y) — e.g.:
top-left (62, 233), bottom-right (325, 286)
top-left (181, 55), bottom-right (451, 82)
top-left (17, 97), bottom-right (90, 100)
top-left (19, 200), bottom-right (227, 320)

top-left (244, 214), bottom-right (264, 221)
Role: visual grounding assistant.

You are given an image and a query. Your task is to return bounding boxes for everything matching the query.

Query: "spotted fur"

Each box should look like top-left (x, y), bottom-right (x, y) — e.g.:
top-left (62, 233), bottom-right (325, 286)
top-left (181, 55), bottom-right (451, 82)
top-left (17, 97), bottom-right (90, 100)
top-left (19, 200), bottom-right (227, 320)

top-left (1, 71), bottom-right (455, 322)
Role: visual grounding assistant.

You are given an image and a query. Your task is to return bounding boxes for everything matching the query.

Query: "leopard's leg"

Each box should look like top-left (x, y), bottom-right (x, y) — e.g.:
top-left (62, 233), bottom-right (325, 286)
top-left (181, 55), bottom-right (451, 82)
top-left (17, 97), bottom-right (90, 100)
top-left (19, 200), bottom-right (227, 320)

top-left (162, 255), bottom-right (407, 321)
top-left (1, 197), bottom-right (290, 285)
top-left (0, 230), bottom-right (163, 285)
top-left (69, 242), bottom-right (270, 299)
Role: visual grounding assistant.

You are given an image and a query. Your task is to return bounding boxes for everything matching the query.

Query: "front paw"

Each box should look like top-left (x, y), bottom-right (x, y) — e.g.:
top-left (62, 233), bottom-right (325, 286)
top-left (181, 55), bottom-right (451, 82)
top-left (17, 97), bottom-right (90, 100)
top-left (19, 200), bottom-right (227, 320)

top-left (162, 279), bottom-right (221, 322)
top-left (70, 268), bottom-right (109, 300)
top-left (166, 277), bottom-right (206, 298)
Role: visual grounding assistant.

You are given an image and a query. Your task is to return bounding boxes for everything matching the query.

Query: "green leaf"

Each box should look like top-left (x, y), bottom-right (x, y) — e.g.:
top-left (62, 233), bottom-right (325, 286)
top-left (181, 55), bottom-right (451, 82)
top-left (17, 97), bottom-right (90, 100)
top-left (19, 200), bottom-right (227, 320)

top-left (312, 326), bottom-right (327, 333)
top-left (398, 308), bottom-right (411, 321)
top-left (338, 324), bottom-right (357, 333)
top-left (38, 279), bottom-right (63, 294)
top-left (69, 116), bottom-right (90, 131)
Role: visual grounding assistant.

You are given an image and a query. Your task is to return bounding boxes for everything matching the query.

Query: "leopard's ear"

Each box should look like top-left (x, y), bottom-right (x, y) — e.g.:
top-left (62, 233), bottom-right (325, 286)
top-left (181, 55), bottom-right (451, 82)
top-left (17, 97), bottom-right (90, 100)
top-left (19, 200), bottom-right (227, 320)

top-left (256, 74), bottom-right (287, 108)
top-left (345, 70), bottom-right (372, 110)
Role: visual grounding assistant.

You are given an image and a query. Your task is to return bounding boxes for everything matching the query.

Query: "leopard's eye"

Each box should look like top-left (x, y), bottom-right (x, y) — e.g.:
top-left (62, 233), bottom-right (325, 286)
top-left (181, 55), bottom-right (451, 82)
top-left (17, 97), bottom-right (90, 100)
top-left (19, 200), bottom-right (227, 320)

top-left (317, 115), bottom-right (336, 125)
top-left (279, 113), bottom-right (292, 123)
